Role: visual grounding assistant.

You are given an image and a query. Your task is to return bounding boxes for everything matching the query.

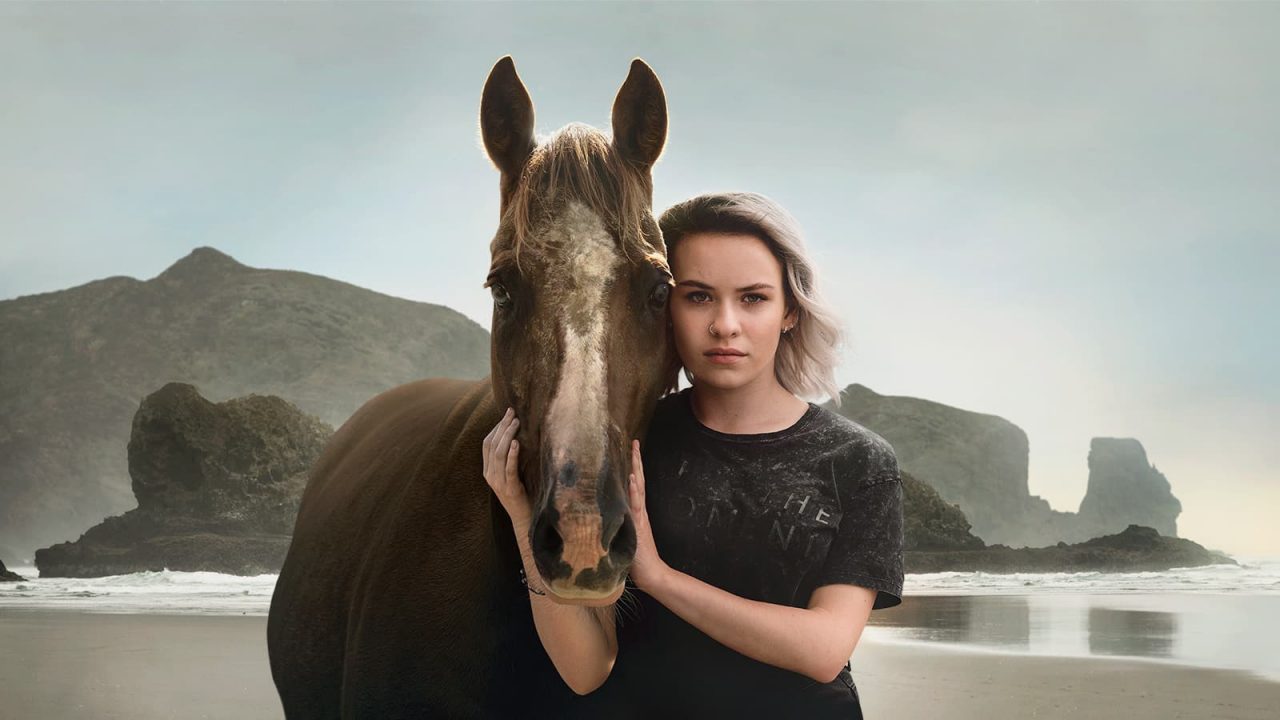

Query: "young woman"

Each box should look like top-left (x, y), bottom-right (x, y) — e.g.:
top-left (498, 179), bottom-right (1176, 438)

top-left (483, 191), bottom-right (904, 717)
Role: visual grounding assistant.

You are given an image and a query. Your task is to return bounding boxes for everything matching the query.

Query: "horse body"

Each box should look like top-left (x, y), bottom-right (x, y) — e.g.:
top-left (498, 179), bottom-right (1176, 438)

top-left (269, 378), bottom-right (576, 716)
top-left (269, 57), bottom-right (672, 717)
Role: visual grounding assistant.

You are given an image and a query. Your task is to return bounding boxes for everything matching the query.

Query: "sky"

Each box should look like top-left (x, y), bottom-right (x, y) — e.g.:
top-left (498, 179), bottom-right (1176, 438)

top-left (1, 2), bottom-right (1276, 556)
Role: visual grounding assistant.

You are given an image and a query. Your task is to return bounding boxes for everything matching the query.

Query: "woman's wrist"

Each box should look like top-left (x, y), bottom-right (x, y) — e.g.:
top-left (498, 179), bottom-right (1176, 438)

top-left (511, 519), bottom-right (533, 553)
top-left (635, 560), bottom-right (674, 597)
top-left (511, 522), bottom-right (549, 597)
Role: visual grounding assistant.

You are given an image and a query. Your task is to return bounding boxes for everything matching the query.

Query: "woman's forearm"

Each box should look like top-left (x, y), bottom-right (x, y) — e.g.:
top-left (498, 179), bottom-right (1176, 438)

top-left (514, 523), bottom-right (617, 695)
top-left (646, 566), bottom-right (852, 683)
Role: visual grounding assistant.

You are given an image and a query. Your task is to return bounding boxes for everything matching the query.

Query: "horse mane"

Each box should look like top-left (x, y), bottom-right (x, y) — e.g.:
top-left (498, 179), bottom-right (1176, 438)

top-left (500, 123), bottom-right (667, 273)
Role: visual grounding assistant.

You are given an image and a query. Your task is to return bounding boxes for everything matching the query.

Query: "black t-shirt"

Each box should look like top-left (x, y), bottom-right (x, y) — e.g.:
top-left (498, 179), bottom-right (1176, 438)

top-left (573, 388), bottom-right (904, 718)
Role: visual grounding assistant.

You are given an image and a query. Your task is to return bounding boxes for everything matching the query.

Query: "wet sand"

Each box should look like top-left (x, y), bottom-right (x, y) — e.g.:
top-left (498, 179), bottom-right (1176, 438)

top-left (850, 638), bottom-right (1279, 720)
top-left (1, 610), bottom-right (1276, 719)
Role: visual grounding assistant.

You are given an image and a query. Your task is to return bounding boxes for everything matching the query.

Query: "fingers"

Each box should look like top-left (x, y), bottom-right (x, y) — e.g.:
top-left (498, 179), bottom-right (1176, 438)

top-left (484, 407), bottom-right (510, 451)
top-left (505, 438), bottom-right (521, 490)
top-left (630, 439), bottom-right (645, 497)
top-left (498, 412), bottom-right (520, 455)
top-left (483, 407), bottom-right (517, 486)
top-left (486, 408), bottom-right (516, 470)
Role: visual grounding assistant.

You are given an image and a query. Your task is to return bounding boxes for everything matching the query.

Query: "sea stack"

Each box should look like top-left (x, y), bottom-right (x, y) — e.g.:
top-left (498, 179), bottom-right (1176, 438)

top-left (34, 383), bottom-right (333, 577)
top-left (0, 558), bottom-right (23, 582)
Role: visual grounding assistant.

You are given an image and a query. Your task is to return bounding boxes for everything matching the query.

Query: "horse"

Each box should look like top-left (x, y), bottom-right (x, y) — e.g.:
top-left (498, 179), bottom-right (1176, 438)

top-left (266, 56), bottom-right (674, 717)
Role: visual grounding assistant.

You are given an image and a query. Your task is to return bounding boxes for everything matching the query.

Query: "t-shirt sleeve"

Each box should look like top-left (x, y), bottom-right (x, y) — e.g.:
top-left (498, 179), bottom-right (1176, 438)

top-left (812, 439), bottom-right (905, 610)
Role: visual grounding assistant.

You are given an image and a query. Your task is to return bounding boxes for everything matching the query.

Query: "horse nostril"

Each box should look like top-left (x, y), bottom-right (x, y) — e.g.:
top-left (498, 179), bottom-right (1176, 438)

top-left (608, 513), bottom-right (637, 557)
top-left (535, 518), bottom-right (564, 558)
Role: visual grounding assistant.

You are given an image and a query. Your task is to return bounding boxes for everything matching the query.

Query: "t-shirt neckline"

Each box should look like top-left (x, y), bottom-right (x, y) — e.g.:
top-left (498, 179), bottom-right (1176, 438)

top-left (679, 388), bottom-right (821, 444)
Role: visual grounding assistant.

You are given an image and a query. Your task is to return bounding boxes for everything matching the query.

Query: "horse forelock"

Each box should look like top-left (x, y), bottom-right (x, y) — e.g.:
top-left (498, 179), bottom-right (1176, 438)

top-left (501, 123), bottom-right (666, 274)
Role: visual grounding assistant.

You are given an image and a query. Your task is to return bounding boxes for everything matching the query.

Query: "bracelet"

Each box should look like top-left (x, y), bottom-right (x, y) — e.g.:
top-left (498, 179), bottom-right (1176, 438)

top-left (519, 567), bottom-right (547, 596)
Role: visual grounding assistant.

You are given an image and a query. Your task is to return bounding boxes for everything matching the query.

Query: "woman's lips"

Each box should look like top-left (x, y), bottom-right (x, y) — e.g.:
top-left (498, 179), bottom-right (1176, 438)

top-left (705, 351), bottom-right (747, 365)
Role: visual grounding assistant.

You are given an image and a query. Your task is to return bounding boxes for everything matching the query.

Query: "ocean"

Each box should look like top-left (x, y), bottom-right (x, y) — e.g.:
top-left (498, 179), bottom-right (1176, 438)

top-left (4, 556), bottom-right (1279, 682)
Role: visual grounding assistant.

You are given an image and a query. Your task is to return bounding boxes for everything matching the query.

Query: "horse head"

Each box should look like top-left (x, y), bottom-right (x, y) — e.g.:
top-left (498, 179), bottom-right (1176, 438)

top-left (479, 57), bottom-right (672, 603)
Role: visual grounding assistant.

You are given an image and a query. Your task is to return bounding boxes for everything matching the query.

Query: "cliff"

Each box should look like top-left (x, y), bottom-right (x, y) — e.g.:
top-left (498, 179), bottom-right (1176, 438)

top-left (831, 384), bottom-right (1182, 548)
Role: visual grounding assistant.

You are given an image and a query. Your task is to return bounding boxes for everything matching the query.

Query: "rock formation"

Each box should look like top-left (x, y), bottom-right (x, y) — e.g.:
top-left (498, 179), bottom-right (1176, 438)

top-left (830, 384), bottom-right (1182, 548)
top-left (0, 558), bottom-right (23, 582)
top-left (901, 471), bottom-right (986, 552)
top-left (0, 247), bottom-right (489, 565)
top-left (905, 524), bottom-right (1233, 573)
top-left (897, 469), bottom-right (1224, 571)
top-left (34, 383), bottom-right (332, 577)
top-left (1076, 438), bottom-right (1181, 539)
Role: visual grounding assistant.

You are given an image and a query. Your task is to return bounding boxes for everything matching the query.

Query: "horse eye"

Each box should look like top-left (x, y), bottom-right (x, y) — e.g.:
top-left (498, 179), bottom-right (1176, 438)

top-left (649, 282), bottom-right (671, 308)
top-left (490, 283), bottom-right (512, 308)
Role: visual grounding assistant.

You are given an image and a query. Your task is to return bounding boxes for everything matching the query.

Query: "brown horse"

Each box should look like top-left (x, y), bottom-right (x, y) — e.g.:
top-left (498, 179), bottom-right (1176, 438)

top-left (266, 57), bottom-right (673, 717)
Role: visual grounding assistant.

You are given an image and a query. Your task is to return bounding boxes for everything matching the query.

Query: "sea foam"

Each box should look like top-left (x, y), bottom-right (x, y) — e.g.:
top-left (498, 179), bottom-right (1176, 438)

top-left (2, 557), bottom-right (1278, 615)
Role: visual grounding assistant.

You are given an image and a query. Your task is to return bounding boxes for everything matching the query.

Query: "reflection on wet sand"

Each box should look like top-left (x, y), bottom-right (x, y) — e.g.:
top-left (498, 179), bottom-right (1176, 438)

top-left (865, 593), bottom-right (1280, 681)
top-left (872, 593), bottom-right (1033, 650)
top-left (1087, 606), bottom-right (1176, 658)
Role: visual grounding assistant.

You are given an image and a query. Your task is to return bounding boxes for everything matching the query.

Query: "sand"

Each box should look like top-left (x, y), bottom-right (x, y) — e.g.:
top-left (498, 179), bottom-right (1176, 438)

top-left (1, 610), bottom-right (1276, 719)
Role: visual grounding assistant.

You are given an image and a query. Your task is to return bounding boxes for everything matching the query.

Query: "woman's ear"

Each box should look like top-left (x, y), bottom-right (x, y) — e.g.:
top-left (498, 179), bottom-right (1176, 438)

top-left (783, 303), bottom-right (799, 331)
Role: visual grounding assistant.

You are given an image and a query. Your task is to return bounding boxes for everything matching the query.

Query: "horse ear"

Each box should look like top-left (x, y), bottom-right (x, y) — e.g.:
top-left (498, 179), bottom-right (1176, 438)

top-left (480, 56), bottom-right (536, 194)
top-left (611, 58), bottom-right (667, 168)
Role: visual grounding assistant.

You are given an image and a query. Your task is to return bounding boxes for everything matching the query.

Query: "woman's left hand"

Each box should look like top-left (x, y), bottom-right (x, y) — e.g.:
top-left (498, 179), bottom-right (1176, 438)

top-left (627, 439), bottom-right (669, 592)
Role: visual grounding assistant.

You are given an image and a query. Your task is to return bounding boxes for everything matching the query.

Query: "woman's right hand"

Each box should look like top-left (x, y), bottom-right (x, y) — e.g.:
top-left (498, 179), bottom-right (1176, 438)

top-left (483, 407), bottom-right (533, 532)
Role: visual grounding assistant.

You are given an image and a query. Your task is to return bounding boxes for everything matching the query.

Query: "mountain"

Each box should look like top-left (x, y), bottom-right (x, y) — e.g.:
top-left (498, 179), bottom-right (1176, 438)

top-left (0, 247), bottom-right (489, 565)
top-left (830, 383), bottom-right (1182, 548)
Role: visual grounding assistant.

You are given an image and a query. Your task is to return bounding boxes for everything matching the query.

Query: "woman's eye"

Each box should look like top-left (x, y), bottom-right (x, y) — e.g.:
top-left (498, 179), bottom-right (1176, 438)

top-left (650, 282), bottom-right (671, 308)
top-left (490, 283), bottom-right (512, 308)
top-left (743, 294), bottom-right (766, 304)
top-left (685, 291), bottom-right (710, 303)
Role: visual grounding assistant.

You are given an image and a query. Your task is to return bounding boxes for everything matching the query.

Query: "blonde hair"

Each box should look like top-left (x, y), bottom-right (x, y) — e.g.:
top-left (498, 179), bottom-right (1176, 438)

top-left (658, 191), bottom-right (845, 407)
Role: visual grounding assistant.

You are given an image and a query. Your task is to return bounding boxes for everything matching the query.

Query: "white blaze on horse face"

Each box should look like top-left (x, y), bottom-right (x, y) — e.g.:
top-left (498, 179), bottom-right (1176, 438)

top-left (545, 201), bottom-right (620, 500)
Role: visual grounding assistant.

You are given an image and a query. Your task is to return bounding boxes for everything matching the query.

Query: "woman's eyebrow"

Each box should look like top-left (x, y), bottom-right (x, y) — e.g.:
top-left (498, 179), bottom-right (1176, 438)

top-left (676, 280), bottom-right (775, 292)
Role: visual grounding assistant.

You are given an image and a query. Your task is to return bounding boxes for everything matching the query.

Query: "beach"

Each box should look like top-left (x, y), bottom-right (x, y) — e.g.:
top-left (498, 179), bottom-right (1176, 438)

top-left (2, 609), bottom-right (1277, 719)
top-left (851, 637), bottom-right (1280, 720)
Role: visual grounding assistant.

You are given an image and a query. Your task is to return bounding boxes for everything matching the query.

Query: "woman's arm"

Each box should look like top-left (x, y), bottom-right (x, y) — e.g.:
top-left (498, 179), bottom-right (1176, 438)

top-left (625, 440), bottom-right (876, 683)
top-left (483, 408), bottom-right (617, 695)
top-left (645, 569), bottom-right (874, 683)
top-left (513, 517), bottom-right (618, 695)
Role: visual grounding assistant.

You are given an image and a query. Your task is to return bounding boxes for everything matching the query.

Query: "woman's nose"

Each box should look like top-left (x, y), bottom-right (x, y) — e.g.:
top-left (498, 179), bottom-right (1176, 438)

top-left (713, 306), bottom-right (741, 337)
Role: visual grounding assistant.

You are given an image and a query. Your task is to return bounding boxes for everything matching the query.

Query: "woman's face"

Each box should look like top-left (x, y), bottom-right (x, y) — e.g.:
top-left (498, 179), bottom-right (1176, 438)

top-left (669, 231), bottom-right (797, 393)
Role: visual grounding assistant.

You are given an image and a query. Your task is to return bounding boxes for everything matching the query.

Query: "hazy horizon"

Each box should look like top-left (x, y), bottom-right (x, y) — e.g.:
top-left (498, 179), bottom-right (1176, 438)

top-left (2, 2), bottom-right (1276, 555)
